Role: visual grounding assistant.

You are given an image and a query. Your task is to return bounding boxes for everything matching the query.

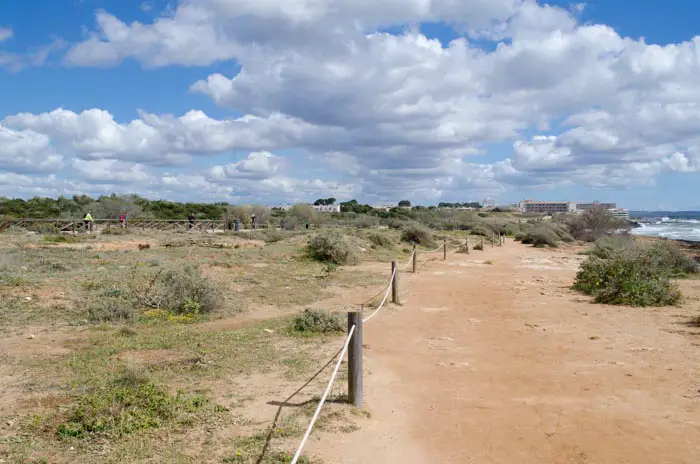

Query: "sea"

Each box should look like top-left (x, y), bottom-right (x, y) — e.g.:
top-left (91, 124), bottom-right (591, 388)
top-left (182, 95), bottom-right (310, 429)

top-left (630, 213), bottom-right (700, 242)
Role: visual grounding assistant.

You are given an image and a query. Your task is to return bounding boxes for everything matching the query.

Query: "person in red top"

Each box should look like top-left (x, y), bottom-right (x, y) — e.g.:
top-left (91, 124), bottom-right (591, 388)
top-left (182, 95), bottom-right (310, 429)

top-left (119, 212), bottom-right (126, 228)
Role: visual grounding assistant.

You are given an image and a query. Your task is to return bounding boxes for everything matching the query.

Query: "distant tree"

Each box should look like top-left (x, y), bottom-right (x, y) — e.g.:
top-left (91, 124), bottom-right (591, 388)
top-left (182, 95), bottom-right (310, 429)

top-left (314, 199), bottom-right (325, 206)
top-left (568, 205), bottom-right (628, 242)
top-left (289, 204), bottom-right (317, 223)
top-left (398, 200), bottom-right (412, 207)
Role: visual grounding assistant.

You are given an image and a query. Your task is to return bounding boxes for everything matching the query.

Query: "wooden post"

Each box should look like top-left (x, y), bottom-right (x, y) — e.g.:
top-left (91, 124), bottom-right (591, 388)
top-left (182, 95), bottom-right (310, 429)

top-left (391, 260), bottom-right (399, 305)
top-left (412, 245), bottom-right (417, 273)
top-left (491, 235), bottom-right (494, 248)
top-left (347, 311), bottom-right (363, 408)
top-left (443, 239), bottom-right (447, 260)
top-left (465, 236), bottom-right (470, 254)
top-left (481, 236), bottom-right (484, 250)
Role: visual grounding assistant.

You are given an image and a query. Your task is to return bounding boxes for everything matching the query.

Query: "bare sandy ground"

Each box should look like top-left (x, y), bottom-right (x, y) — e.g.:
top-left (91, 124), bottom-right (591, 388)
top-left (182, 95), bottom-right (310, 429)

top-left (308, 240), bottom-right (700, 463)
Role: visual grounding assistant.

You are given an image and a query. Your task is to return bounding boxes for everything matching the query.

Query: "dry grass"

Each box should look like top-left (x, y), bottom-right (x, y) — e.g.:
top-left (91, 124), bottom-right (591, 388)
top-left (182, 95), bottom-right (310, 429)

top-left (0, 229), bottom-right (401, 463)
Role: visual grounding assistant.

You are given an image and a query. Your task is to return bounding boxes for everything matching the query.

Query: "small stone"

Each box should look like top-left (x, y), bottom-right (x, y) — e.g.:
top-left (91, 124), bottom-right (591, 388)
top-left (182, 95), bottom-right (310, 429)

top-left (24, 296), bottom-right (32, 301)
top-left (263, 328), bottom-right (274, 334)
top-left (6, 420), bottom-right (13, 427)
top-left (27, 334), bottom-right (35, 339)
top-left (589, 336), bottom-right (600, 340)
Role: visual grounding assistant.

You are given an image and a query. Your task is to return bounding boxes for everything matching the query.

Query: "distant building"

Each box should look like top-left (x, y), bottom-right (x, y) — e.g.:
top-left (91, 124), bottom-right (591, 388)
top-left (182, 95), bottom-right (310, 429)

top-left (609, 208), bottom-right (630, 220)
top-left (576, 202), bottom-right (617, 212)
top-left (370, 204), bottom-right (395, 212)
top-left (521, 200), bottom-right (577, 214)
top-left (313, 204), bottom-right (341, 213)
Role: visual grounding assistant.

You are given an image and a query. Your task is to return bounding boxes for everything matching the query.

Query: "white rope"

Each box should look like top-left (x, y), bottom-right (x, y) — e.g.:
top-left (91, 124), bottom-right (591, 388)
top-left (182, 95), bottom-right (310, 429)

top-left (424, 244), bottom-right (445, 253)
top-left (363, 265), bottom-right (396, 323)
top-left (290, 324), bottom-right (356, 464)
top-left (402, 249), bottom-right (416, 271)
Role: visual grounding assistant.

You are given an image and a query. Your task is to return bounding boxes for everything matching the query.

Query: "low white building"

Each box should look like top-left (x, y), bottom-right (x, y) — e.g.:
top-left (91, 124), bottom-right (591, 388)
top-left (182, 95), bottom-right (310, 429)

top-left (313, 204), bottom-right (341, 213)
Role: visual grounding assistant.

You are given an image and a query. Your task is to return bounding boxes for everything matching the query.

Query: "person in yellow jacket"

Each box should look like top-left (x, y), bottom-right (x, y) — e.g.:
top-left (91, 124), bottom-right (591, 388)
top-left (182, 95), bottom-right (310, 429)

top-left (83, 211), bottom-right (94, 232)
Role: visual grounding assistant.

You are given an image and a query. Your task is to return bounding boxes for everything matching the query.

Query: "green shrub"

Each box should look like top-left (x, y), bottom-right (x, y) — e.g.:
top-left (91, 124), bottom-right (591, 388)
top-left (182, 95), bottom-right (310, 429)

top-left (291, 309), bottom-right (344, 335)
top-left (573, 254), bottom-right (681, 307)
top-left (646, 241), bottom-right (700, 277)
top-left (591, 236), bottom-right (639, 259)
top-left (400, 225), bottom-right (435, 247)
top-left (57, 374), bottom-right (209, 439)
top-left (473, 242), bottom-right (484, 251)
top-left (551, 224), bottom-right (575, 243)
top-left (520, 227), bottom-right (559, 247)
top-left (501, 223), bottom-right (522, 237)
top-left (133, 264), bottom-right (221, 314)
top-left (307, 231), bottom-right (356, 265)
top-left (367, 232), bottom-right (393, 248)
top-left (43, 234), bottom-right (81, 243)
top-left (280, 216), bottom-right (300, 231)
top-left (87, 298), bottom-right (134, 323)
top-left (468, 225), bottom-right (493, 237)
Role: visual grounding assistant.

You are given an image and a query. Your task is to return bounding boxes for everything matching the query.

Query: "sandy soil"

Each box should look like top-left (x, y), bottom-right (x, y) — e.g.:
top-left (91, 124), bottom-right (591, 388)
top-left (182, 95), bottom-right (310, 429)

top-left (308, 239), bottom-right (700, 463)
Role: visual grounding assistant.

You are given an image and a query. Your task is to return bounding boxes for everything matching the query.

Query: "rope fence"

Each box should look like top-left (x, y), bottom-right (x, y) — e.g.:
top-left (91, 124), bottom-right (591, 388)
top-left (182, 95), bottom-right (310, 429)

top-left (286, 234), bottom-right (506, 462)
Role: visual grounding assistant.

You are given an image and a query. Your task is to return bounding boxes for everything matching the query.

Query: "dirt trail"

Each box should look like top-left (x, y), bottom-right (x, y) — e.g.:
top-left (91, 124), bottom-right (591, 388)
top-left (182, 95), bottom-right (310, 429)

top-left (309, 240), bottom-right (700, 463)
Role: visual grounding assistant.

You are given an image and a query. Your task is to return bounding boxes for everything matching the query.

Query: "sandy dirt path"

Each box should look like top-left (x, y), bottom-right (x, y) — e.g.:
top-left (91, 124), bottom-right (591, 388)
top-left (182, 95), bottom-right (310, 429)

top-left (309, 240), bottom-right (700, 463)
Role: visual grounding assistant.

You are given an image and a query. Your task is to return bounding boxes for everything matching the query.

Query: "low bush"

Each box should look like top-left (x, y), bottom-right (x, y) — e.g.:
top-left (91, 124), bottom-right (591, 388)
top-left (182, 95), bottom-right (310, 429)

top-left (468, 225), bottom-right (493, 237)
top-left (280, 216), bottom-right (300, 231)
top-left (520, 227), bottom-right (559, 248)
top-left (501, 223), bottom-right (522, 237)
top-left (135, 264), bottom-right (221, 315)
top-left (291, 309), bottom-right (345, 335)
top-left (400, 225), bottom-right (435, 247)
top-left (473, 242), bottom-right (484, 251)
top-left (573, 253), bottom-right (681, 307)
top-left (646, 241), bottom-right (700, 277)
top-left (101, 227), bottom-right (129, 236)
top-left (43, 234), bottom-right (82, 243)
top-left (367, 232), bottom-right (393, 248)
top-left (87, 298), bottom-right (134, 323)
top-left (590, 236), bottom-right (639, 259)
top-left (307, 231), bottom-right (356, 265)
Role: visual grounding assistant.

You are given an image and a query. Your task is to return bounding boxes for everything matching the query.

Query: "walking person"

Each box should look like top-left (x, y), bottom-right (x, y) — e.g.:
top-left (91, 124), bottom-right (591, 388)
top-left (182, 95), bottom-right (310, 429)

top-left (119, 212), bottom-right (127, 228)
top-left (250, 214), bottom-right (256, 230)
top-left (188, 212), bottom-right (195, 230)
top-left (83, 210), bottom-right (94, 233)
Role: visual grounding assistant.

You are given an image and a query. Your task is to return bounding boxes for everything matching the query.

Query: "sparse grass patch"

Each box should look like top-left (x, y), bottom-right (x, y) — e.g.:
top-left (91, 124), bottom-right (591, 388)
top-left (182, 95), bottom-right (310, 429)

top-left (291, 309), bottom-right (345, 336)
top-left (56, 371), bottom-right (213, 439)
top-left (224, 430), bottom-right (314, 463)
top-left (101, 227), bottom-right (130, 236)
top-left (43, 234), bottom-right (91, 244)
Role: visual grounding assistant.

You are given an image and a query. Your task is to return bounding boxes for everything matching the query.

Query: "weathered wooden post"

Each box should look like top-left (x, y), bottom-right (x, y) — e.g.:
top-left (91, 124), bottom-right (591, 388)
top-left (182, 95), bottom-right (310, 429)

top-left (412, 245), bottom-right (417, 273)
top-left (481, 236), bottom-right (484, 250)
top-left (443, 239), bottom-right (447, 260)
top-left (391, 260), bottom-right (400, 304)
top-left (347, 311), bottom-right (363, 408)
top-left (465, 236), bottom-right (470, 254)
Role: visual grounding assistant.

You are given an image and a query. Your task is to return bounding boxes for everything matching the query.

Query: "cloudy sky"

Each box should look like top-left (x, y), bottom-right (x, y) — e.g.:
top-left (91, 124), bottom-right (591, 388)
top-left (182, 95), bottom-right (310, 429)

top-left (1, 0), bottom-right (699, 209)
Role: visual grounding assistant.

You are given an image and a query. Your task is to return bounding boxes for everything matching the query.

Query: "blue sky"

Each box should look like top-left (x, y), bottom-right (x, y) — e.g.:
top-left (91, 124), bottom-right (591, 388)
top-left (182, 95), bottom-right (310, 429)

top-left (1, 0), bottom-right (699, 209)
